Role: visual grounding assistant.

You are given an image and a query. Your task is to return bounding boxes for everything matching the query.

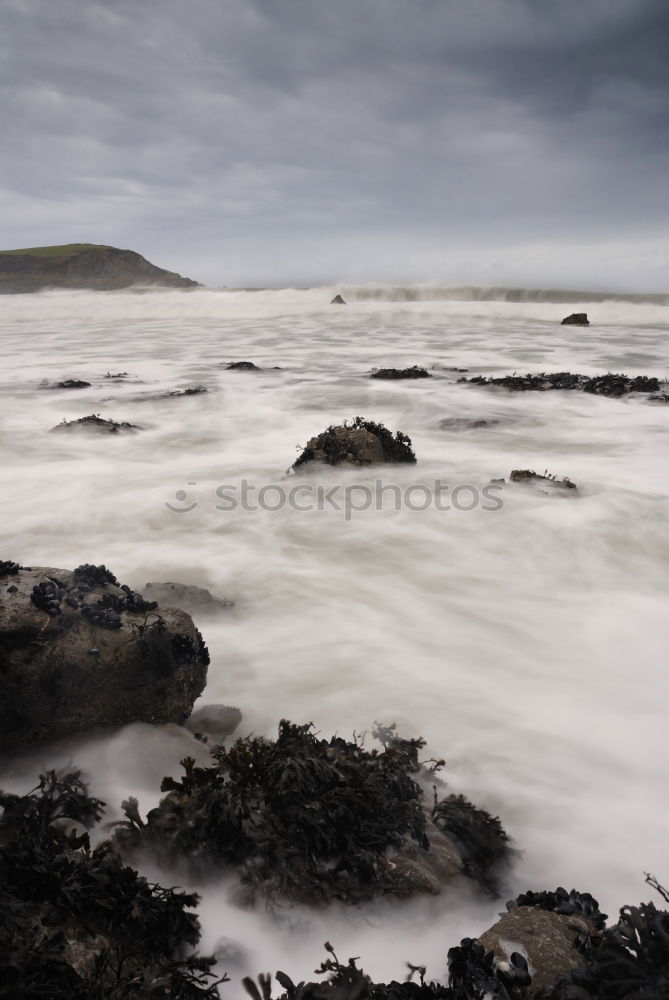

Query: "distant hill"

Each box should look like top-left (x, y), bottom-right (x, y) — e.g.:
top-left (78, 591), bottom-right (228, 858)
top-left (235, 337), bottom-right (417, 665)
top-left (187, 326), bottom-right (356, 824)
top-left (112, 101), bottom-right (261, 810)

top-left (0, 244), bottom-right (200, 292)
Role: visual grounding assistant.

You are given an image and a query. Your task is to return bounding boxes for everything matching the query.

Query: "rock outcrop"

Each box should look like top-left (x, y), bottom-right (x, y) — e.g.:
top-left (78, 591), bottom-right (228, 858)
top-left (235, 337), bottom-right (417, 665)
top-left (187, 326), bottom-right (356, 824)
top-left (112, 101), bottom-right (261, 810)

top-left (461, 371), bottom-right (660, 396)
top-left (293, 416), bottom-right (416, 469)
top-left (561, 312), bottom-right (590, 325)
top-left (370, 365), bottom-right (431, 380)
top-left (50, 415), bottom-right (141, 433)
top-left (0, 563), bottom-right (209, 749)
top-left (0, 244), bottom-right (199, 293)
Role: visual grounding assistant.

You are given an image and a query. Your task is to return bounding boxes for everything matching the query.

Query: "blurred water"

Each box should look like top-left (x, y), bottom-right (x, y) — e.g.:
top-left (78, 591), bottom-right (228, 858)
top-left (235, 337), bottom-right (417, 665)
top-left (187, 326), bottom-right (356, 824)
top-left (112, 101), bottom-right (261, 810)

top-left (0, 286), bottom-right (668, 984)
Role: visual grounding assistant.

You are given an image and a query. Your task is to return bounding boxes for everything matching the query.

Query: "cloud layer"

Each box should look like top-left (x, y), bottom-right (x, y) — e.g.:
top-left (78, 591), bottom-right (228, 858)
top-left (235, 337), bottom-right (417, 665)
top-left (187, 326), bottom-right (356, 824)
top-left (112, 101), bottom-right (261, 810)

top-left (2, 0), bottom-right (668, 288)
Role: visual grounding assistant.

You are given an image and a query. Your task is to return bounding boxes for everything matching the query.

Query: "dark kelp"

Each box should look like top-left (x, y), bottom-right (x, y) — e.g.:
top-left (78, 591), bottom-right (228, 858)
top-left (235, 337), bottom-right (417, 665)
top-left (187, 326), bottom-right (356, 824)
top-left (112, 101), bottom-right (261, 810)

top-left (0, 770), bottom-right (225, 999)
top-left (114, 721), bottom-right (510, 906)
top-left (459, 372), bottom-right (660, 397)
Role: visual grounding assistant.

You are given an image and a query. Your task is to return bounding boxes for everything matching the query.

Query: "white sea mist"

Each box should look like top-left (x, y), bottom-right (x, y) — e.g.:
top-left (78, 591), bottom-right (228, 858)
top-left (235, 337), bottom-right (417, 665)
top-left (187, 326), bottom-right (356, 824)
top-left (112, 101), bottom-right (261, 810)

top-left (0, 286), bottom-right (667, 985)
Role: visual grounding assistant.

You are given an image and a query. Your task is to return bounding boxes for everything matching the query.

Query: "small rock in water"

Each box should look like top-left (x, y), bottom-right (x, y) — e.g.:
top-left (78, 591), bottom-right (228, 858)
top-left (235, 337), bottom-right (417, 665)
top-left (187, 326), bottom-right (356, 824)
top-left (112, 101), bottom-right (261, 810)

top-left (224, 360), bottom-right (260, 370)
top-left (460, 370), bottom-right (659, 396)
top-left (510, 469), bottom-right (578, 492)
top-left (184, 704), bottom-right (242, 741)
top-left (438, 417), bottom-right (500, 430)
top-left (143, 580), bottom-right (234, 616)
top-left (293, 416), bottom-right (416, 469)
top-left (54, 379), bottom-right (91, 389)
top-left (561, 312), bottom-right (590, 325)
top-left (330, 293), bottom-right (346, 304)
top-left (50, 414), bottom-right (142, 433)
top-left (370, 365), bottom-right (431, 380)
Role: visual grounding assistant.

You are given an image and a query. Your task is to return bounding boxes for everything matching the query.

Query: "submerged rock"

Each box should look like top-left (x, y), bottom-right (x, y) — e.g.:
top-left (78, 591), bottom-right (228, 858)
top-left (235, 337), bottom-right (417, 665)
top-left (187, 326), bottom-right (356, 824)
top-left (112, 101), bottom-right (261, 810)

top-left (113, 721), bottom-right (510, 906)
top-left (54, 379), bottom-right (91, 389)
top-left (510, 469), bottom-right (578, 492)
top-left (370, 365), bottom-right (431, 380)
top-left (293, 416), bottom-right (416, 469)
top-left (143, 580), bottom-right (234, 616)
top-left (0, 564), bottom-right (209, 749)
top-left (438, 417), bottom-right (501, 430)
top-left (184, 704), bottom-right (243, 743)
top-left (330, 294), bottom-right (346, 304)
top-left (649, 392), bottom-right (669, 403)
top-left (224, 361), bottom-right (260, 370)
top-left (50, 414), bottom-right (141, 433)
top-left (561, 312), bottom-right (590, 325)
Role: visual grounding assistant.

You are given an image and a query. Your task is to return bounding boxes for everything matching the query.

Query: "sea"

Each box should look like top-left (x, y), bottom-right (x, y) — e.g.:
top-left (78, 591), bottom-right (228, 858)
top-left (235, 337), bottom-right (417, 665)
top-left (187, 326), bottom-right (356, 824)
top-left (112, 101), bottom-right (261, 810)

top-left (0, 284), bottom-right (667, 984)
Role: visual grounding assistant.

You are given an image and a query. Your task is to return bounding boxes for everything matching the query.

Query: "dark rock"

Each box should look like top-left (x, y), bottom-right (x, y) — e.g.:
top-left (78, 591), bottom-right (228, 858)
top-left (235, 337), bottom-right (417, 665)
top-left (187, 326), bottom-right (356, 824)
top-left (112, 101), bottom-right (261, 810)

top-left (370, 365), bottom-right (431, 380)
top-left (143, 581), bottom-right (234, 616)
top-left (54, 379), bottom-right (91, 389)
top-left (293, 416), bottom-right (416, 469)
top-left (113, 721), bottom-right (504, 906)
top-left (330, 294), bottom-right (346, 304)
top-left (225, 361), bottom-right (260, 370)
top-left (0, 565), bottom-right (209, 750)
top-left (103, 371), bottom-right (129, 379)
top-left (438, 417), bottom-right (501, 430)
top-left (184, 704), bottom-right (243, 742)
top-left (460, 371), bottom-right (659, 396)
top-left (649, 392), bottom-right (669, 403)
top-left (561, 312), bottom-right (590, 325)
top-left (50, 414), bottom-right (141, 433)
top-left (510, 469), bottom-right (578, 492)
top-left (164, 385), bottom-right (208, 397)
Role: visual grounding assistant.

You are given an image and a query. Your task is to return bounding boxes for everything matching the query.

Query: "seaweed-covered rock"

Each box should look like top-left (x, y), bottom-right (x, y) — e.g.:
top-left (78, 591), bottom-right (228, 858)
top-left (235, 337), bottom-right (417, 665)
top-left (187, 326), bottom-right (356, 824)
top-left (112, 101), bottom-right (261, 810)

top-left (225, 361), bottom-right (260, 370)
top-left (293, 416), bottom-right (416, 469)
top-left (510, 469), bottom-right (578, 492)
top-left (331, 294), bottom-right (346, 304)
top-left (50, 414), bottom-right (141, 433)
top-left (561, 313), bottom-right (590, 325)
top-left (143, 580), bottom-right (234, 616)
top-left (459, 371), bottom-right (659, 396)
top-left (54, 379), bottom-right (91, 389)
top-left (113, 721), bottom-right (505, 906)
top-left (0, 565), bottom-right (208, 750)
top-left (371, 365), bottom-right (431, 380)
top-left (649, 392), bottom-right (669, 403)
top-left (0, 769), bottom-right (222, 999)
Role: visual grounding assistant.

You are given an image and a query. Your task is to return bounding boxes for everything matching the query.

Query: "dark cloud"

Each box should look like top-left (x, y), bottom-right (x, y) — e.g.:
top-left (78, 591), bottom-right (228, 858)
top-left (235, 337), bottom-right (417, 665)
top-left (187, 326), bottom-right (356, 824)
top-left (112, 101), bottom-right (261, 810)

top-left (1, 0), bottom-right (667, 288)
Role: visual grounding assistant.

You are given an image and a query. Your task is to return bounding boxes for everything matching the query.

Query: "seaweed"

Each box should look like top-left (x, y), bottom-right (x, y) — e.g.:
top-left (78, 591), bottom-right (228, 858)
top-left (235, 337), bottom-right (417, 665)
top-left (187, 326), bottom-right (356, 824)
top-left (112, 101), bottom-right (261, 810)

top-left (0, 770), bottom-right (224, 999)
top-left (114, 720), bottom-right (429, 904)
top-left (458, 372), bottom-right (659, 397)
top-left (432, 793), bottom-right (510, 892)
top-left (370, 366), bottom-right (431, 380)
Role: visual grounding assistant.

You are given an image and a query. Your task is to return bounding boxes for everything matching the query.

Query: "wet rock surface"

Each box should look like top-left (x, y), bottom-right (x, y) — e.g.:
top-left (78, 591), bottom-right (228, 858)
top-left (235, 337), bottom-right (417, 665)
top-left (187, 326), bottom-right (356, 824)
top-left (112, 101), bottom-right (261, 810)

top-left (293, 416), bottom-right (416, 469)
top-left (370, 365), bottom-right (431, 380)
top-left (50, 414), bottom-right (142, 433)
top-left (561, 312), bottom-right (590, 325)
top-left (143, 580), bottom-right (234, 616)
top-left (510, 469), bottom-right (578, 492)
top-left (460, 371), bottom-right (660, 396)
top-left (0, 563), bottom-right (209, 749)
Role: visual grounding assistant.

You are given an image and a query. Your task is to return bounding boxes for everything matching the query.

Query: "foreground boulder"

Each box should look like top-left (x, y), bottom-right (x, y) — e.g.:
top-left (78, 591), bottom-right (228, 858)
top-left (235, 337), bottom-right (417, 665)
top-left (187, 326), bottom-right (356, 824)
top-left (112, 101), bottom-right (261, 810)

top-left (293, 416), bottom-right (416, 469)
top-left (0, 562), bottom-right (209, 749)
top-left (561, 312), bottom-right (590, 325)
top-left (114, 721), bottom-right (511, 906)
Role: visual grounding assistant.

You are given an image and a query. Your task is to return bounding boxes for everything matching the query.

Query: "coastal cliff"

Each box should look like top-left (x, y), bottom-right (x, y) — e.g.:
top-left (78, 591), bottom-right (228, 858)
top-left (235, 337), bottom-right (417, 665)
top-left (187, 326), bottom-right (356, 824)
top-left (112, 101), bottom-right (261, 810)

top-left (0, 243), bottom-right (200, 292)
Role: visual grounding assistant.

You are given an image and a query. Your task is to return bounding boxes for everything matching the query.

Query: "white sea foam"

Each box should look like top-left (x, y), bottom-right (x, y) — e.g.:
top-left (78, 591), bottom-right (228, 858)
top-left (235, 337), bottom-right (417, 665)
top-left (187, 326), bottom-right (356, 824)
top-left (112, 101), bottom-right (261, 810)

top-left (0, 286), bottom-right (668, 984)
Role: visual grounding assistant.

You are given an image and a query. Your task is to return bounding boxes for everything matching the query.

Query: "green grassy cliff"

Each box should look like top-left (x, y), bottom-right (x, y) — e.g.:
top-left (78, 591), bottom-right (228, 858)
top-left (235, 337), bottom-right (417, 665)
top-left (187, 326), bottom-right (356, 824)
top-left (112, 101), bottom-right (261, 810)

top-left (0, 244), bottom-right (200, 292)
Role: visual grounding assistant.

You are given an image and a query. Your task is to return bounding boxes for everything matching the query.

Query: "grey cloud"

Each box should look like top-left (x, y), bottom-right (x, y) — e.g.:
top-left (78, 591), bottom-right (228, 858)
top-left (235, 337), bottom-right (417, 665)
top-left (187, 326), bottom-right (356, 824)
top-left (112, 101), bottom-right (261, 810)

top-left (1, 0), bottom-right (667, 287)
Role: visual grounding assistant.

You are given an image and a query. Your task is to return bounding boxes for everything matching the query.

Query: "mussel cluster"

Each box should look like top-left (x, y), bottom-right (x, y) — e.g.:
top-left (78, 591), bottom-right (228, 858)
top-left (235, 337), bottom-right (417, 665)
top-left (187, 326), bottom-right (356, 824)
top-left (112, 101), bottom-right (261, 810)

top-left (120, 584), bottom-right (158, 612)
top-left (30, 578), bottom-right (67, 616)
top-left (73, 563), bottom-right (119, 587)
top-left (508, 886), bottom-right (607, 930)
top-left (171, 631), bottom-right (209, 665)
top-left (80, 603), bottom-right (122, 629)
top-left (0, 560), bottom-right (21, 577)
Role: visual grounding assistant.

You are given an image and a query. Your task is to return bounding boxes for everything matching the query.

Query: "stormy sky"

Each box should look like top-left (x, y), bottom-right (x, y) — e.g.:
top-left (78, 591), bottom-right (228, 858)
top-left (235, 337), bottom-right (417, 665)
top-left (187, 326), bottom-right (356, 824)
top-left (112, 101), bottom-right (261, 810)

top-left (2, 0), bottom-right (668, 289)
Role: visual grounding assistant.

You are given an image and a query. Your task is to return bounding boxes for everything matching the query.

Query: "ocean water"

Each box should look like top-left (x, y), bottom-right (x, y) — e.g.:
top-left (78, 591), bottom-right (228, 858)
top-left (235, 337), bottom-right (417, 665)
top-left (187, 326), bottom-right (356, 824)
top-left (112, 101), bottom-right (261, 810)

top-left (0, 285), bottom-right (668, 984)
